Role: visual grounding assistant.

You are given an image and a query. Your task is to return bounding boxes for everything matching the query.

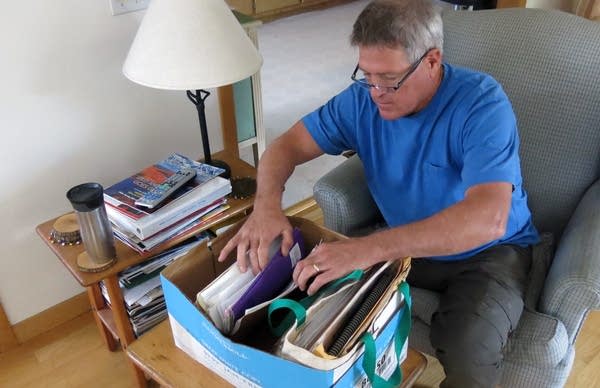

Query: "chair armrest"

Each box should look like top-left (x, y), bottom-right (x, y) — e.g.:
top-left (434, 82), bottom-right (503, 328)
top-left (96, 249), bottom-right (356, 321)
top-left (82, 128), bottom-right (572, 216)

top-left (540, 178), bottom-right (600, 343)
top-left (313, 155), bottom-right (383, 236)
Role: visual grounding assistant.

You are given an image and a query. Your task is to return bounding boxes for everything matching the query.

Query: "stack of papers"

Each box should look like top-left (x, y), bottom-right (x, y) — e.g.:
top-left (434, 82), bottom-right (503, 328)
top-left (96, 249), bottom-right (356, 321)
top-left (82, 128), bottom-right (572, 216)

top-left (112, 199), bottom-right (227, 253)
top-left (197, 228), bottom-right (306, 334)
top-left (100, 235), bottom-right (210, 336)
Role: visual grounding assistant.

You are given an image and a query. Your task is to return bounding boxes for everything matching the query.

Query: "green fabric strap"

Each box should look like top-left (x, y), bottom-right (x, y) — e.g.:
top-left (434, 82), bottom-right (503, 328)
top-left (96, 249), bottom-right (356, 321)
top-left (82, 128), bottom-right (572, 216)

top-left (361, 282), bottom-right (412, 388)
top-left (268, 270), bottom-right (363, 337)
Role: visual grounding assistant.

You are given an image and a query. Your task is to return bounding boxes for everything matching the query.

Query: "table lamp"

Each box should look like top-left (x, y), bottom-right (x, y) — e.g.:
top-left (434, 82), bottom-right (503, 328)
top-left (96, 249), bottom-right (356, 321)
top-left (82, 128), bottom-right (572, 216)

top-left (122, 0), bottom-right (263, 178)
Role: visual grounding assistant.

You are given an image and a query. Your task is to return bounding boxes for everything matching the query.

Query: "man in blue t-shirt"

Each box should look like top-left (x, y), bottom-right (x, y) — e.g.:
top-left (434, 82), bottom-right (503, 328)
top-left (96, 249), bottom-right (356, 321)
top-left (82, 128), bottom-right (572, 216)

top-left (219, 0), bottom-right (538, 386)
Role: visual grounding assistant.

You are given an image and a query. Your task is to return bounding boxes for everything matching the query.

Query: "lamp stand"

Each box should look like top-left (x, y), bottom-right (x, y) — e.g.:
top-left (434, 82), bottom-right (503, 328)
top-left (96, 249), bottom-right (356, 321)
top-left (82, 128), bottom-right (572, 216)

top-left (186, 89), bottom-right (231, 179)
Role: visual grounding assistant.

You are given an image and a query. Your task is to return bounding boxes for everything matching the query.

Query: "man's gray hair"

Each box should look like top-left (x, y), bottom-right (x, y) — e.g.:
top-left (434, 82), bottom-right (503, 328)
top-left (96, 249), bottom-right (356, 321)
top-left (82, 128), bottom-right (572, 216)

top-left (351, 0), bottom-right (444, 62)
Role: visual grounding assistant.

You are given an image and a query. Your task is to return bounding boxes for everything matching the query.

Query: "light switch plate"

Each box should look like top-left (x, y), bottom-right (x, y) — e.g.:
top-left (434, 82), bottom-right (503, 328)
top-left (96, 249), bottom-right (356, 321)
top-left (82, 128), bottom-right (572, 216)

top-left (109, 0), bottom-right (150, 15)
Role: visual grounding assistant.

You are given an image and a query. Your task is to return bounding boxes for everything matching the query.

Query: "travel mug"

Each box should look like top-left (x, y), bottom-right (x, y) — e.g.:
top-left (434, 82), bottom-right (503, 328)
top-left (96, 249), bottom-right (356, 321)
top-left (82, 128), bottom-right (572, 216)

top-left (66, 182), bottom-right (116, 267)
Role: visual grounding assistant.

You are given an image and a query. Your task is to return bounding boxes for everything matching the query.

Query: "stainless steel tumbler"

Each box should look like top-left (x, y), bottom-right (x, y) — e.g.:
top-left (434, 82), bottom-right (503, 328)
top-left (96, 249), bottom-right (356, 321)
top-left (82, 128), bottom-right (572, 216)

top-left (66, 182), bottom-right (116, 263)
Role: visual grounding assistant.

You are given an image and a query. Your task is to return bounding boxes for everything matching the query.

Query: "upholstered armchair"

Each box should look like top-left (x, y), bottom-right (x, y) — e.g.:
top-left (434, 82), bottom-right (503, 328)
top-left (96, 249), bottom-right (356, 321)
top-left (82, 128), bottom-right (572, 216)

top-left (313, 8), bottom-right (600, 387)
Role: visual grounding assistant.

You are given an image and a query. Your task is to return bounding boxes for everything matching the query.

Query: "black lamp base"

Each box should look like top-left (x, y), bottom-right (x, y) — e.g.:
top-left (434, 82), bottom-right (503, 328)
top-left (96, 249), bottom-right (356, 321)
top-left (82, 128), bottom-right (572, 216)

top-left (186, 89), bottom-right (232, 180)
top-left (208, 159), bottom-right (231, 179)
top-left (230, 176), bottom-right (257, 199)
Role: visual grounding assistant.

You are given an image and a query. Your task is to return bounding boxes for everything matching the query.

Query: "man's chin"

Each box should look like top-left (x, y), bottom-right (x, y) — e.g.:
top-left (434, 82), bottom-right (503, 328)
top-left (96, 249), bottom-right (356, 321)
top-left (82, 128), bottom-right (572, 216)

top-left (378, 107), bottom-right (401, 120)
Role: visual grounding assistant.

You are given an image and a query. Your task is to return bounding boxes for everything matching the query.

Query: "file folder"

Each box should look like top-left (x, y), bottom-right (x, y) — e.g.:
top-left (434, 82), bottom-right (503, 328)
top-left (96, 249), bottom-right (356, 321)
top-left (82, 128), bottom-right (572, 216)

top-left (231, 227), bottom-right (306, 320)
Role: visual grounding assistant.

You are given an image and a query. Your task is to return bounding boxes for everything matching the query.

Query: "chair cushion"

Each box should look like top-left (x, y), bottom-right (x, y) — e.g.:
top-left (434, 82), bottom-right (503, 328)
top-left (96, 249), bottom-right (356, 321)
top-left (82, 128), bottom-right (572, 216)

top-left (505, 308), bottom-right (569, 366)
top-left (524, 233), bottom-right (555, 310)
top-left (409, 317), bottom-right (437, 356)
top-left (410, 287), bottom-right (440, 326)
top-left (502, 345), bottom-right (574, 388)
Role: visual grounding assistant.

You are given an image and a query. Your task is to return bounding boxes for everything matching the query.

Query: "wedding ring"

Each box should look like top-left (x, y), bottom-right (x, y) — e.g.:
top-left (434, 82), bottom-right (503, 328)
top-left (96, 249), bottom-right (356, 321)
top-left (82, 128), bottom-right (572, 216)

top-left (312, 263), bottom-right (321, 274)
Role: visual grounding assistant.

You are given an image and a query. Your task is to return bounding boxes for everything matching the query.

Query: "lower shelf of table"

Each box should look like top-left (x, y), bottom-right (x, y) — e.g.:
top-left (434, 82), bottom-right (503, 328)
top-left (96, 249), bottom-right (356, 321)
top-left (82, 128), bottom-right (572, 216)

top-left (96, 307), bottom-right (119, 340)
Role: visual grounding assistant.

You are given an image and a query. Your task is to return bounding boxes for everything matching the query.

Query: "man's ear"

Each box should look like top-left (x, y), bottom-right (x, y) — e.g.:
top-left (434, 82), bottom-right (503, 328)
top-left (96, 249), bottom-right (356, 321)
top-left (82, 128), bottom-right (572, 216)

top-left (424, 48), bottom-right (443, 79)
top-left (425, 48), bottom-right (442, 69)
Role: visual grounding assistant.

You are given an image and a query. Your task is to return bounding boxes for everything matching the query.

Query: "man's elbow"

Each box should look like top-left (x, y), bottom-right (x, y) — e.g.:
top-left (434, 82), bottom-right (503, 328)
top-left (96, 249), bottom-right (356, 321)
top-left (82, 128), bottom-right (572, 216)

top-left (465, 181), bottom-right (513, 244)
top-left (489, 223), bottom-right (507, 241)
top-left (486, 212), bottom-right (508, 241)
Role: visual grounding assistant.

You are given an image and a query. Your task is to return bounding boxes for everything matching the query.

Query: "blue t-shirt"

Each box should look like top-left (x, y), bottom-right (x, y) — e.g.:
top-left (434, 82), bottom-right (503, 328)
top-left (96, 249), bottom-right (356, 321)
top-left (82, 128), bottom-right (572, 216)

top-left (303, 63), bottom-right (539, 261)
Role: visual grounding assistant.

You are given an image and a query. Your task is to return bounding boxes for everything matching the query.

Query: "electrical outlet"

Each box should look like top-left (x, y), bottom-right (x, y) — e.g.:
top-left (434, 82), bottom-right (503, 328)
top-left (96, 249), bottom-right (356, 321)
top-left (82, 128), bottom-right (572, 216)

top-left (109, 0), bottom-right (150, 15)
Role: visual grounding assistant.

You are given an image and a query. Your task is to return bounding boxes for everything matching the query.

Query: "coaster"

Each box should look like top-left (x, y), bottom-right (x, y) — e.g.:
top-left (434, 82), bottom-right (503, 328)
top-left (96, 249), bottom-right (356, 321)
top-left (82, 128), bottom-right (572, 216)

top-left (231, 176), bottom-right (257, 199)
top-left (77, 252), bottom-right (116, 273)
top-left (50, 213), bottom-right (81, 246)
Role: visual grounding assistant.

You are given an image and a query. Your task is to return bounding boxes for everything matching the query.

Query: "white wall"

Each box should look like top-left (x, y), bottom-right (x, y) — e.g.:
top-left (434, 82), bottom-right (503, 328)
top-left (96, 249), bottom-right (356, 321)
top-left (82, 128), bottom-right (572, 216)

top-left (0, 1), bottom-right (222, 324)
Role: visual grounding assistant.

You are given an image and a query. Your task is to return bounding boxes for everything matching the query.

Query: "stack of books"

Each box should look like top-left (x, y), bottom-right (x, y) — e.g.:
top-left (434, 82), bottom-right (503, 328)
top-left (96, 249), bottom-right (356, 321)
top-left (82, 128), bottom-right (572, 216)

top-left (103, 153), bottom-right (232, 253)
top-left (100, 236), bottom-right (210, 336)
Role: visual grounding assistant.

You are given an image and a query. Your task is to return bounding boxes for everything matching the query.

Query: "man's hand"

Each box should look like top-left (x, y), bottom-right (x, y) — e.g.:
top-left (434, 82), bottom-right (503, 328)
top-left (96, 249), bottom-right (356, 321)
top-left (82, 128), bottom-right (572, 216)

top-left (292, 237), bottom-right (376, 296)
top-left (217, 121), bottom-right (324, 274)
top-left (217, 207), bottom-right (294, 274)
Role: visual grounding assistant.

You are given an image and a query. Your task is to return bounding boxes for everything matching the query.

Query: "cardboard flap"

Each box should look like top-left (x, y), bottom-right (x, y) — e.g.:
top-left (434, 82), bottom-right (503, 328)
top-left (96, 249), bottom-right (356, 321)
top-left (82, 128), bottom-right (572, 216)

top-left (208, 218), bottom-right (245, 276)
top-left (161, 241), bottom-right (215, 301)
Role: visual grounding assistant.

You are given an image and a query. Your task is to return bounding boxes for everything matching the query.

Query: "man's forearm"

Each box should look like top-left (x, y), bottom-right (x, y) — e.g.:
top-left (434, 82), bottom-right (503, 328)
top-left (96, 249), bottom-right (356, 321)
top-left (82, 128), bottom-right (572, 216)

top-left (253, 121), bottom-right (325, 212)
top-left (254, 142), bottom-right (296, 211)
top-left (361, 182), bottom-right (512, 264)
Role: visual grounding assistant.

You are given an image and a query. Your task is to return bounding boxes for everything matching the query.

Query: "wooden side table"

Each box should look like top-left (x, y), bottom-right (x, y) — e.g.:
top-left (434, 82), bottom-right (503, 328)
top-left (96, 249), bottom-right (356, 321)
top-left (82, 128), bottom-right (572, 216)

top-left (35, 151), bottom-right (256, 387)
top-left (127, 319), bottom-right (428, 388)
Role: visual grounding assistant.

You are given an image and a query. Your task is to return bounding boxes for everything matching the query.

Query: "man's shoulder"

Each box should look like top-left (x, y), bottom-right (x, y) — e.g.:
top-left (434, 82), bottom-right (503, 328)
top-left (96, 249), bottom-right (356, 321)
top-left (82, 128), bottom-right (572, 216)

top-left (443, 63), bottom-right (508, 103)
top-left (444, 63), bottom-right (502, 90)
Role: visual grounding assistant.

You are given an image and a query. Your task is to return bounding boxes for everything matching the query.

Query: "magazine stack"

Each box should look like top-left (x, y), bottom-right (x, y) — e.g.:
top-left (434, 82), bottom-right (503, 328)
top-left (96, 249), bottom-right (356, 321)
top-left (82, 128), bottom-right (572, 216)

top-left (99, 237), bottom-right (210, 336)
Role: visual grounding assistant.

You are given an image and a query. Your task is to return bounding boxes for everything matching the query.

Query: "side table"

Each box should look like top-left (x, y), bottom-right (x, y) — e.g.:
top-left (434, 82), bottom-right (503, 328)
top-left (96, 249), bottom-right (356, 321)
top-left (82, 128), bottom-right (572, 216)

top-left (35, 151), bottom-right (256, 387)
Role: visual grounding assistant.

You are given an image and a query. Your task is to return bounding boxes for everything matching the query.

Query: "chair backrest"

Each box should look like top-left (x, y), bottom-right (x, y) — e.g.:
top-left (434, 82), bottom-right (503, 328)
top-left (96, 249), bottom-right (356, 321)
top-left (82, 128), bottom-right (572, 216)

top-left (442, 8), bottom-right (600, 239)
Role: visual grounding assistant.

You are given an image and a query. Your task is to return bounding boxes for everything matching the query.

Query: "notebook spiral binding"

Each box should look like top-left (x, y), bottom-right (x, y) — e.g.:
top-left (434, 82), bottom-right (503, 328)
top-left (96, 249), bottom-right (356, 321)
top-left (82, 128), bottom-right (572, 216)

top-left (327, 268), bottom-right (396, 357)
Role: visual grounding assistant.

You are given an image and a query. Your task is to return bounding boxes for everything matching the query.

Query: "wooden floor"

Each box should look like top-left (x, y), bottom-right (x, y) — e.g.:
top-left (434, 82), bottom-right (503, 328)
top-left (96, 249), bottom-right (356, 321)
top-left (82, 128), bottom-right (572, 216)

top-left (2, 201), bottom-right (599, 387)
top-left (2, 310), bottom-right (599, 387)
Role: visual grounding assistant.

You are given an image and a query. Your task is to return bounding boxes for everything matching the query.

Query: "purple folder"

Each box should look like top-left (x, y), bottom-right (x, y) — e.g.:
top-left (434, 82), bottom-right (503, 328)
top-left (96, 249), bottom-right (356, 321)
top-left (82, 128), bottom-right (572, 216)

top-left (230, 228), bottom-right (306, 320)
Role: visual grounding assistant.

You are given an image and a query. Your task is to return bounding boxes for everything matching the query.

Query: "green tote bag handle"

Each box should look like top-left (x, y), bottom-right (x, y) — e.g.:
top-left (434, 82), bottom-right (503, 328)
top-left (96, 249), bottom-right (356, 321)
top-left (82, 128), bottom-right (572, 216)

top-left (268, 270), bottom-right (364, 336)
top-left (361, 281), bottom-right (411, 388)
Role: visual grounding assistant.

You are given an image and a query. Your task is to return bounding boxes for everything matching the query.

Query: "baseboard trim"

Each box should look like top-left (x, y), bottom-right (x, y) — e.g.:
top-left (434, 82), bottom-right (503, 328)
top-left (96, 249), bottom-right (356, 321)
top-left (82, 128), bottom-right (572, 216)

top-left (284, 197), bottom-right (318, 216)
top-left (12, 292), bottom-right (91, 344)
top-left (0, 303), bottom-right (19, 353)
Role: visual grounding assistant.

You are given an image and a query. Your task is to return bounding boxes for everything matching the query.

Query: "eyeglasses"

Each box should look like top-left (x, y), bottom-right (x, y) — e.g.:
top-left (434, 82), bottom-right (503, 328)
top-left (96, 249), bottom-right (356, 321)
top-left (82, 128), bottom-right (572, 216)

top-left (351, 49), bottom-right (431, 94)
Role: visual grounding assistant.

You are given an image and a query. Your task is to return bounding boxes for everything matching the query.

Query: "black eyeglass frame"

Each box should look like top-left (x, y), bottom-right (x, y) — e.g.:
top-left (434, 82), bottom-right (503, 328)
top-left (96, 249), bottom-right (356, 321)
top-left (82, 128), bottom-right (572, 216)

top-left (351, 49), bottom-right (433, 93)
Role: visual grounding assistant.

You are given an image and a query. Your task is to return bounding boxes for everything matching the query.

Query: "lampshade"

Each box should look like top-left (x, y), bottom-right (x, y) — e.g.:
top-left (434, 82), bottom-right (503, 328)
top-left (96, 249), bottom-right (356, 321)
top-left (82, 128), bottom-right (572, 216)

top-left (123, 0), bottom-right (263, 90)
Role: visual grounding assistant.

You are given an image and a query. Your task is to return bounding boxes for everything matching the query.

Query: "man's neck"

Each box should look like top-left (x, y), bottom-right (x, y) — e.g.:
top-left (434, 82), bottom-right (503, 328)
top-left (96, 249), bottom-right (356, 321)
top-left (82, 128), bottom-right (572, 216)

top-left (412, 65), bottom-right (444, 114)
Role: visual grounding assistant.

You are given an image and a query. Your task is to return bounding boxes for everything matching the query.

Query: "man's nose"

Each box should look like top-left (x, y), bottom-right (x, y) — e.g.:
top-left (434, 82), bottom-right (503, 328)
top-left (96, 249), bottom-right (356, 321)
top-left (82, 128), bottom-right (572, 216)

top-left (370, 86), bottom-right (387, 98)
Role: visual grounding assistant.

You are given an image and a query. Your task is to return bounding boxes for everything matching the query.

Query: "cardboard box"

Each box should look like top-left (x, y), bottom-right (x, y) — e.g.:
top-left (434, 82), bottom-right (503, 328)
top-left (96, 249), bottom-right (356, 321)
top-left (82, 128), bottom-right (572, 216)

top-left (161, 217), bottom-right (407, 387)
